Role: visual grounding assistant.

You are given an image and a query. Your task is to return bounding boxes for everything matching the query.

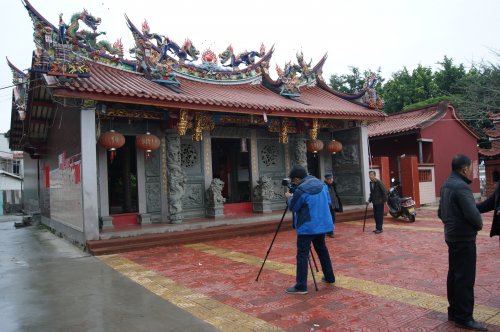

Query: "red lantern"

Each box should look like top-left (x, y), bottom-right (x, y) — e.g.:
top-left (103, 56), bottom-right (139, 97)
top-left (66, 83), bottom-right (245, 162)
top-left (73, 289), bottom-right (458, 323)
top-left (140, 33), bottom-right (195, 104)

top-left (98, 130), bottom-right (125, 163)
top-left (326, 140), bottom-right (343, 154)
top-left (136, 132), bottom-right (160, 159)
top-left (306, 139), bottom-right (324, 153)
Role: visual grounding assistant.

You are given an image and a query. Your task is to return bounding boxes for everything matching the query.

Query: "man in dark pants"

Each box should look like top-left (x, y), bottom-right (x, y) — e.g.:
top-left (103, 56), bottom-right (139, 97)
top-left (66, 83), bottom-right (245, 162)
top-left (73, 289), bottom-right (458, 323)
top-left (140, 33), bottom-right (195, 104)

top-left (367, 171), bottom-right (388, 234)
top-left (285, 165), bottom-right (336, 294)
top-left (438, 154), bottom-right (487, 331)
top-left (324, 173), bottom-right (343, 238)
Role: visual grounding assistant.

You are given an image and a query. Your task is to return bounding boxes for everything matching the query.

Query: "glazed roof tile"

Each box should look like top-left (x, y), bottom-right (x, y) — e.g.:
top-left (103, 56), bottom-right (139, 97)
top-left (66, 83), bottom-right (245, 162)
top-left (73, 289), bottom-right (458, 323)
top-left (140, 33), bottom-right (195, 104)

top-left (479, 141), bottom-right (500, 157)
top-left (50, 62), bottom-right (385, 119)
top-left (367, 106), bottom-right (444, 137)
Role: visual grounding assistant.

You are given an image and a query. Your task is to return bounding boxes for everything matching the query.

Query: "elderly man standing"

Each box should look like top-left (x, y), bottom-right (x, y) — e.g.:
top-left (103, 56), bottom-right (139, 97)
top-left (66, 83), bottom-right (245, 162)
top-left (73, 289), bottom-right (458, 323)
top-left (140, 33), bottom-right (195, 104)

top-left (438, 154), bottom-right (487, 331)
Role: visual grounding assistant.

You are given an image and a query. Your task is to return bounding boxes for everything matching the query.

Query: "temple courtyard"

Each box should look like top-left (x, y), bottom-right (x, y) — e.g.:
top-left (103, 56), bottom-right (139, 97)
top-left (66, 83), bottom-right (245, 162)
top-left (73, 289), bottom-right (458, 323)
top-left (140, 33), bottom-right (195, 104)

top-left (1, 207), bottom-right (498, 331)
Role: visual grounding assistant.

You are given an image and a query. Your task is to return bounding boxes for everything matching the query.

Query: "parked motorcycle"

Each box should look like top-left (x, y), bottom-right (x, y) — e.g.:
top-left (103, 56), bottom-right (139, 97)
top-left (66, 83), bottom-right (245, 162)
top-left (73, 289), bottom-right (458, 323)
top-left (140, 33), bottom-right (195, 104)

top-left (387, 182), bottom-right (416, 222)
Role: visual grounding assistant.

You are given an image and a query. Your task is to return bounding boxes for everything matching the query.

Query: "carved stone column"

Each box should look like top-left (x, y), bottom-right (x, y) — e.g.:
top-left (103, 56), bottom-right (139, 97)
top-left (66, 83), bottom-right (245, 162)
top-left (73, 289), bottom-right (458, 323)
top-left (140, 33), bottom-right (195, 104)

top-left (291, 135), bottom-right (307, 170)
top-left (166, 131), bottom-right (186, 223)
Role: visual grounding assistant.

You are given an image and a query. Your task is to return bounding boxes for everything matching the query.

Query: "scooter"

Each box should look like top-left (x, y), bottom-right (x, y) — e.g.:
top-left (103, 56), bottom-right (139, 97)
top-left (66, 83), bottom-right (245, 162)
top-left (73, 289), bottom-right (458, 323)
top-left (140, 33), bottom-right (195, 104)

top-left (387, 182), bottom-right (416, 222)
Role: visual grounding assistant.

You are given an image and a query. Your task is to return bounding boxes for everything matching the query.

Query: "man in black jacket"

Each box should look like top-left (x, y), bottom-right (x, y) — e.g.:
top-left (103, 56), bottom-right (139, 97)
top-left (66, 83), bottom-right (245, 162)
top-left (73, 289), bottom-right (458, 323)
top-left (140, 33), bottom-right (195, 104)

top-left (367, 171), bottom-right (388, 234)
top-left (438, 154), bottom-right (487, 331)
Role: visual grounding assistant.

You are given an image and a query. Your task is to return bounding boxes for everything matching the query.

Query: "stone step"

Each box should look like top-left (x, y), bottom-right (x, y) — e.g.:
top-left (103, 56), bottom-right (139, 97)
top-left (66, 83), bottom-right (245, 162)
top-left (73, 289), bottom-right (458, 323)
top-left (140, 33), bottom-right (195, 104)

top-left (86, 207), bottom-right (374, 255)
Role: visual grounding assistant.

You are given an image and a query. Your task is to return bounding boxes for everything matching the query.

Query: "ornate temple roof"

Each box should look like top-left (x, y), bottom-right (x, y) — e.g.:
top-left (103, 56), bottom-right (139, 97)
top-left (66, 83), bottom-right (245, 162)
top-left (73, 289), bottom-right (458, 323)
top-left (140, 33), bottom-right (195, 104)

top-left (47, 61), bottom-right (384, 119)
top-left (368, 102), bottom-right (478, 139)
top-left (19, 0), bottom-right (383, 106)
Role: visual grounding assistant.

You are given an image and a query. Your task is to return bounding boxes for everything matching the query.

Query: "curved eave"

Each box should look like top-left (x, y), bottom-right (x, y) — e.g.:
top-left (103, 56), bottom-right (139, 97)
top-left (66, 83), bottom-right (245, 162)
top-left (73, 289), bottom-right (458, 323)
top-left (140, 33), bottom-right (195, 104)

top-left (316, 76), bottom-right (366, 100)
top-left (23, 0), bottom-right (57, 31)
top-left (6, 57), bottom-right (28, 78)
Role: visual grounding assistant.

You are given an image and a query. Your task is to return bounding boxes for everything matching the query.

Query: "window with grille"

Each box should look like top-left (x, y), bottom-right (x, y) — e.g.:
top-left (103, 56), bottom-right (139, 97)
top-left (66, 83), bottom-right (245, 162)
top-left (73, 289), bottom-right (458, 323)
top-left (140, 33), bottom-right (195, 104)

top-left (419, 169), bottom-right (432, 182)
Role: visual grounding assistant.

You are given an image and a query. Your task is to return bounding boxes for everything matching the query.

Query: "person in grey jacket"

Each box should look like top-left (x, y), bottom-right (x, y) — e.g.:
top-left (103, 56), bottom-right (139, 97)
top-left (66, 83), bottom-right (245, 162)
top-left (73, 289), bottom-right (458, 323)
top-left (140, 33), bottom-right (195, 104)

top-left (438, 154), bottom-right (487, 331)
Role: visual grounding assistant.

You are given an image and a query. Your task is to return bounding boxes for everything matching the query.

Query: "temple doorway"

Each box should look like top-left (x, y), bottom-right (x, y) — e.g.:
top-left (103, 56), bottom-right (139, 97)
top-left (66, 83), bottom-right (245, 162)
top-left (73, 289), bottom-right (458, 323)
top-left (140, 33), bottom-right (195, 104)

top-left (107, 136), bottom-right (138, 223)
top-left (307, 152), bottom-right (321, 178)
top-left (211, 138), bottom-right (251, 204)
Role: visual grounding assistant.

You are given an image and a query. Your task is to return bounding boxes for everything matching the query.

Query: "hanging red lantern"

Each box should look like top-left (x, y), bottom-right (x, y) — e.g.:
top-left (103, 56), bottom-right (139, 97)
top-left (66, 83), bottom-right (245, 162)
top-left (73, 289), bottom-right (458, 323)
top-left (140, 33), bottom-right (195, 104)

top-left (306, 139), bottom-right (324, 153)
top-left (326, 140), bottom-right (343, 154)
top-left (98, 130), bottom-right (125, 163)
top-left (136, 132), bottom-right (160, 159)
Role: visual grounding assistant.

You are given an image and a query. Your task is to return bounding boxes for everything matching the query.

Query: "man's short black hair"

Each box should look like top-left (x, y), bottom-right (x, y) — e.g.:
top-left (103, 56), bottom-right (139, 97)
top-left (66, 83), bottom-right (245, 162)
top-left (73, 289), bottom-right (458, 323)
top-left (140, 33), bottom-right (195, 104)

top-left (451, 154), bottom-right (471, 172)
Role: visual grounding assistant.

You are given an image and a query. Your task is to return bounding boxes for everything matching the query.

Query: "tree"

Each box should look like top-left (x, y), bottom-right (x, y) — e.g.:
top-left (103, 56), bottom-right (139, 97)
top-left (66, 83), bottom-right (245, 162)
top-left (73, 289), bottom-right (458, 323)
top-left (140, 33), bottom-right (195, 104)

top-left (329, 67), bottom-right (384, 94)
top-left (381, 64), bottom-right (438, 113)
top-left (453, 58), bottom-right (500, 133)
top-left (434, 56), bottom-right (467, 95)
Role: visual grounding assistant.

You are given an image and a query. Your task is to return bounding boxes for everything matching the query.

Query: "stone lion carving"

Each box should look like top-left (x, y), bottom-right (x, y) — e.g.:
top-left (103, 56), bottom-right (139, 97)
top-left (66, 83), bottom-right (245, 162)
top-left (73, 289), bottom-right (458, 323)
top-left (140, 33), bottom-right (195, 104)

top-left (253, 176), bottom-right (274, 201)
top-left (206, 178), bottom-right (226, 206)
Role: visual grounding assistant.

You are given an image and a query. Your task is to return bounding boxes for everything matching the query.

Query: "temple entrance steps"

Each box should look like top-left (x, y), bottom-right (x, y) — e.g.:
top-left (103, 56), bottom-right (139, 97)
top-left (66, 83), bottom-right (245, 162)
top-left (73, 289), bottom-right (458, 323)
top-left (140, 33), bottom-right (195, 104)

top-left (86, 206), bottom-right (373, 255)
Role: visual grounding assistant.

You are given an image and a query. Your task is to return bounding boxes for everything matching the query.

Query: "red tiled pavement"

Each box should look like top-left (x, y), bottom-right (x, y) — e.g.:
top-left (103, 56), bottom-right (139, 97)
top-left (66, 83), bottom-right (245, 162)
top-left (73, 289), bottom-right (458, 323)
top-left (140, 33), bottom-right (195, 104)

top-left (108, 207), bottom-right (499, 331)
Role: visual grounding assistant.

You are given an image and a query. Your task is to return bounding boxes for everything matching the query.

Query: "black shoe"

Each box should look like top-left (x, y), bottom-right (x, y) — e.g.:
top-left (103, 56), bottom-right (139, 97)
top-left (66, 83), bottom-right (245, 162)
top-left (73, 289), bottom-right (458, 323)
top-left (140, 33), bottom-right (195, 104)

top-left (454, 320), bottom-right (488, 331)
top-left (327, 232), bottom-right (335, 238)
top-left (321, 277), bottom-right (335, 285)
top-left (285, 286), bottom-right (308, 295)
top-left (374, 230), bottom-right (383, 234)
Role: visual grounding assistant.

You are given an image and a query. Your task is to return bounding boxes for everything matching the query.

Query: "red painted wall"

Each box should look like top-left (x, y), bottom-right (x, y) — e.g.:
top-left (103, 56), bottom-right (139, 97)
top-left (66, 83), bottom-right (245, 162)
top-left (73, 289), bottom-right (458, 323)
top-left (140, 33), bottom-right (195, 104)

top-left (370, 105), bottom-right (479, 198)
top-left (370, 133), bottom-right (420, 182)
top-left (421, 106), bottom-right (479, 196)
top-left (400, 156), bottom-right (420, 207)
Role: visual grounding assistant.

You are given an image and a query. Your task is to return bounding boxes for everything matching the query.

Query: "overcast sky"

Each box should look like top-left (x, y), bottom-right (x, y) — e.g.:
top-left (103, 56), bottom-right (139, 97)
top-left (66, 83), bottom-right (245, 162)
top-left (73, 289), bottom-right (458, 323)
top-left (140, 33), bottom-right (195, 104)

top-left (0, 0), bottom-right (498, 135)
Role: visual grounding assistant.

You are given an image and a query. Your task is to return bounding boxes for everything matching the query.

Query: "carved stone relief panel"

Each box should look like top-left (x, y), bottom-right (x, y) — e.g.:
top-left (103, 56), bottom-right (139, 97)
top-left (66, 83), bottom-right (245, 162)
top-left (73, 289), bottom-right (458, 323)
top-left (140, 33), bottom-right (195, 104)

top-left (182, 183), bottom-right (204, 208)
top-left (336, 175), bottom-right (362, 196)
top-left (146, 181), bottom-right (161, 212)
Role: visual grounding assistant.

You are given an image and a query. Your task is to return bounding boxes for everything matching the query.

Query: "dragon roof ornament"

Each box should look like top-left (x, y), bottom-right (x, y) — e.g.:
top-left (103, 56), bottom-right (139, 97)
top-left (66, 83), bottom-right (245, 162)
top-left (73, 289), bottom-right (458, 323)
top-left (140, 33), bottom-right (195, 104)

top-left (22, 0), bottom-right (134, 80)
top-left (275, 51), bottom-right (327, 97)
top-left (125, 16), bottom-right (274, 85)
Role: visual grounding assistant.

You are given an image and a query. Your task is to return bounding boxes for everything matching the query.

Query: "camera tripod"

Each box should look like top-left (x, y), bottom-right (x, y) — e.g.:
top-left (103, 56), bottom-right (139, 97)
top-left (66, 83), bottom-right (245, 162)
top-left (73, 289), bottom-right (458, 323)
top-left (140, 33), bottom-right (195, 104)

top-left (255, 204), bottom-right (320, 291)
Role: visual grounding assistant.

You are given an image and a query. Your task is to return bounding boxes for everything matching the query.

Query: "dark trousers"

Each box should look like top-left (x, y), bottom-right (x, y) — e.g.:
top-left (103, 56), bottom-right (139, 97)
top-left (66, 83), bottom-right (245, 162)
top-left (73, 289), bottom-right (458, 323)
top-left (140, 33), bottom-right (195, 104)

top-left (373, 203), bottom-right (384, 231)
top-left (295, 234), bottom-right (335, 291)
top-left (446, 240), bottom-right (476, 324)
top-left (326, 209), bottom-right (336, 235)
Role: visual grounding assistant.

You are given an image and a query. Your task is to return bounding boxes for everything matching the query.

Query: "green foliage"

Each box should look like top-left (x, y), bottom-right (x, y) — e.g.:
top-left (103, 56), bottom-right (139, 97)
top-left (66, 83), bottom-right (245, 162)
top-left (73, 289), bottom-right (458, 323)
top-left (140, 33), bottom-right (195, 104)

top-left (434, 56), bottom-right (467, 95)
top-left (328, 67), bottom-right (384, 94)
top-left (381, 64), bottom-right (438, 114)
top-left (402, 96), bottom-right (459, 111)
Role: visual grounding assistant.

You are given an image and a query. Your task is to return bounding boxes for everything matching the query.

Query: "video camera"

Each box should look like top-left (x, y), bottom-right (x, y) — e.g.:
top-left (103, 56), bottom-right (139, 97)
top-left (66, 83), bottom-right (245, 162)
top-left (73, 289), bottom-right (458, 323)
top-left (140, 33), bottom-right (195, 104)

top-left (282, 178), bottom-right (297, 193)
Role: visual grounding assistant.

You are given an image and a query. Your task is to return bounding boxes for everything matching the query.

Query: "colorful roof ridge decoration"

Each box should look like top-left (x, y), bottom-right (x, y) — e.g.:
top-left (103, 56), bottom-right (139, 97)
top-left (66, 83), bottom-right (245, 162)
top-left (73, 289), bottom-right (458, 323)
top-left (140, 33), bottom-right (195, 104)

top-left (261, 52), bottom-right (327, 98)
top-left (22, 0), bottom-right (135, 78)
top-left (125, 15), bottom-right (274, 85)
top-left (367, 101), bottom-right (478, 138)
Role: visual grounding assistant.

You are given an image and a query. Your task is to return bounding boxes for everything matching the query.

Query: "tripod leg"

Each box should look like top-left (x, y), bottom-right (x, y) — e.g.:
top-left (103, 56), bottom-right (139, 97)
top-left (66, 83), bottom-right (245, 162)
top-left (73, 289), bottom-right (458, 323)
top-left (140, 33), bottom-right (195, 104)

top-left (308, 256), bottom-right (318, 291)
top-left (256, 205), bottom-right (288, 281)
top-left (309, 247), bottom-right (319, 272)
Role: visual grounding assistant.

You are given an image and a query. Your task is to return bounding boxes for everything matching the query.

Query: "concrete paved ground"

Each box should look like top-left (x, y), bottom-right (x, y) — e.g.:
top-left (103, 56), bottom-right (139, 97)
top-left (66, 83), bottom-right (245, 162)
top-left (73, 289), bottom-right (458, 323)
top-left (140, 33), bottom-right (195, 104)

top-left (0, 215), bottom-right (217, 332)
top-left (0, 208), bottom-right (498, 331)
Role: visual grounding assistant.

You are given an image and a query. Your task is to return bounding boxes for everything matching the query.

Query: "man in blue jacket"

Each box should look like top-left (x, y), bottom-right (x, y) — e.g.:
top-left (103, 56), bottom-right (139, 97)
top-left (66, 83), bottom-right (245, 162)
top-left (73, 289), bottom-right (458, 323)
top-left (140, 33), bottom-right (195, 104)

top-left (438, 155), bottom-right (487, 331)
top-left (284, 165), bottom-right (336, 294)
